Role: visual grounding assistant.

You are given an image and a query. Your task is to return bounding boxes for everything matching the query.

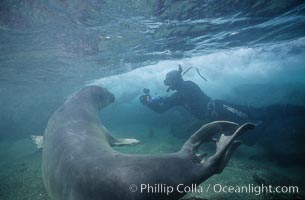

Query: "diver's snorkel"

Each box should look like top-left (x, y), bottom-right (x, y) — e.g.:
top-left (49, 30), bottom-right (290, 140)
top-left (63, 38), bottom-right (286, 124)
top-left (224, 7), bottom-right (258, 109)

top-left (182, 66), bottom-right (207, 82)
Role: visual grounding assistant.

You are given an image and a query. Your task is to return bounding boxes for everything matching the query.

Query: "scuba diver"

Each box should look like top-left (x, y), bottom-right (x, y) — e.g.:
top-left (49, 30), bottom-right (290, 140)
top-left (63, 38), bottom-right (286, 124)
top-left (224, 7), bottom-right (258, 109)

top-left (139, 65), bottom-right (305, 143)
top-left (139, 65), bottom-right (250, 122)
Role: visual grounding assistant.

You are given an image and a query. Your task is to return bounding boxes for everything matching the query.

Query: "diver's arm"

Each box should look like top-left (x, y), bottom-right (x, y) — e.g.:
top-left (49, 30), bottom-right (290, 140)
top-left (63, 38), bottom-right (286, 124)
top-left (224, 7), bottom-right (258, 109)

top-left (144, 93), bottom-right (181, 113)
top-left (146, 99), bottom-right (172, 113)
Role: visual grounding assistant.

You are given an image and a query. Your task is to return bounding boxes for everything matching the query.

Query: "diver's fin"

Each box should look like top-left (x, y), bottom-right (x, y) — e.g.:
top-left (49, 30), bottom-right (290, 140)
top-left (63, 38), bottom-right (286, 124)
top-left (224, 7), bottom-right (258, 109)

top-left (31, 135), bottom-right (44, 149)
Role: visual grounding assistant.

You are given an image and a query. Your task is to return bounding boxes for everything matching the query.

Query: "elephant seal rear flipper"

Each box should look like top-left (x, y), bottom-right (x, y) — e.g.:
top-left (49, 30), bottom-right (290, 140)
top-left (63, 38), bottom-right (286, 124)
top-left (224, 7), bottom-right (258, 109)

top-left (180, 121), bottom-right (255, 177)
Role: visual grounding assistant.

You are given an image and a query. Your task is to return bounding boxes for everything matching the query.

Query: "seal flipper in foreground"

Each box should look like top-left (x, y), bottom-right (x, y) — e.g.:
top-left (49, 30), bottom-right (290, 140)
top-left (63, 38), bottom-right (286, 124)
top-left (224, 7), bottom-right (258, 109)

top-left (42, 86), bottom-right (255, 200)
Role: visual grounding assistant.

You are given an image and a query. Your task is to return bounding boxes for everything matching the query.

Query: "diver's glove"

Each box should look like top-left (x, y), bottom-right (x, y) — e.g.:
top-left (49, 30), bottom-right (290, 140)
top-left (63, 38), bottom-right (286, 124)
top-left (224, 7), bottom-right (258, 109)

top-left (149, 96), bottom-right (163, 104)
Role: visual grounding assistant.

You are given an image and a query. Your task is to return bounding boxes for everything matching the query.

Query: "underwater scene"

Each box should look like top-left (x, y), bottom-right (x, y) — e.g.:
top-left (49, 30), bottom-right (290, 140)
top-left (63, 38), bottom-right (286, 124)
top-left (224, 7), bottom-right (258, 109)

top-left (1, 0), bottom-right (305, 200)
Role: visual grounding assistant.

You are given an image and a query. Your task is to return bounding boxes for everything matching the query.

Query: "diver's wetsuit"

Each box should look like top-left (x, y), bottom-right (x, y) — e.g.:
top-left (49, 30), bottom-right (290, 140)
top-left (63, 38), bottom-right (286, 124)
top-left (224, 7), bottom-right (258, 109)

top-left (141, 76), bottom-right (305, 145)
top-left (146, 80), bottom-right (211, 120)
top-left (144, 80), bottom-right (305, 123)
top-left (145, 79), bottom-right (258, 122)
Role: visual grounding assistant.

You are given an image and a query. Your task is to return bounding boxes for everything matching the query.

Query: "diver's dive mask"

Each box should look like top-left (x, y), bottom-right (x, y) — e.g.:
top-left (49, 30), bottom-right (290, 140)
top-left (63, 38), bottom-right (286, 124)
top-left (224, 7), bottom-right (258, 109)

top-left (164, 66), bottom-right (183, 89)
top-left (163, 74), bottom-right (174, 86)
top-left (164, 65), bottom-right (207, 92)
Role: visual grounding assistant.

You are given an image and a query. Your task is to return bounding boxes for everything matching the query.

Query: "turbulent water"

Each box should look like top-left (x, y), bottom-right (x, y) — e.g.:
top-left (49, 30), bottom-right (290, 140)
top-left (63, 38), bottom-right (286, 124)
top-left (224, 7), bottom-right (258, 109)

top-left (0, 0), bottom-right (305, 200)
top-left (1, 0), bottom-right (305, 137)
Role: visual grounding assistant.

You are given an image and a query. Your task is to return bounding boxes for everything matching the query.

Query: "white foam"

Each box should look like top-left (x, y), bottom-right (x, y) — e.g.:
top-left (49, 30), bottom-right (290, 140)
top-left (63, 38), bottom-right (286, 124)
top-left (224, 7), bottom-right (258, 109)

top-left (87, 37), bottom-right (305, 100)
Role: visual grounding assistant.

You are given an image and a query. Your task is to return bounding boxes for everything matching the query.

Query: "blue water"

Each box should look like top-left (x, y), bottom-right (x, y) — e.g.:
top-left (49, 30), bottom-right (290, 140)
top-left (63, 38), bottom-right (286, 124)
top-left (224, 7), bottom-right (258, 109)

top-left (0, 0), bottom-right (305, 199)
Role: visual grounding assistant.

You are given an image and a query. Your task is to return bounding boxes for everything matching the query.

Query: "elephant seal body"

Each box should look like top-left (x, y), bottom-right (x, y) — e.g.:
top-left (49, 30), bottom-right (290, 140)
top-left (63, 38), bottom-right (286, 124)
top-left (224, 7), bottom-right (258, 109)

top-left (42, 86), bottom-right (255, 200)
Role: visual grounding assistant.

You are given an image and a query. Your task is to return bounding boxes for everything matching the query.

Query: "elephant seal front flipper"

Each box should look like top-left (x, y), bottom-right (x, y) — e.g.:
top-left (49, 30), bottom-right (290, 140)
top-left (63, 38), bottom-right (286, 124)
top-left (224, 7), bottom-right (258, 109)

top-left (101, 124), bottom-right (140, 146)
top-left (31, 126), bottom-right (140, 149)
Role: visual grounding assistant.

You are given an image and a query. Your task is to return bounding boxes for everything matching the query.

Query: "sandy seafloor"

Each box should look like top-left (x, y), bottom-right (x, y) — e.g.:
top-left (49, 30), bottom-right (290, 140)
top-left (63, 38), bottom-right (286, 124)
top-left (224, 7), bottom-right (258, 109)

top-left (0, 123), bottom-right (304, 200)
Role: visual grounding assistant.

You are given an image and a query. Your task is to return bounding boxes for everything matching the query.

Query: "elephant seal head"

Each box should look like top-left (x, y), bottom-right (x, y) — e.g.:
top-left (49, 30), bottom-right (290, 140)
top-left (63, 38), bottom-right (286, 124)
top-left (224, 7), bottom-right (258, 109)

top-left (71, 86), bottom-right (115, 110)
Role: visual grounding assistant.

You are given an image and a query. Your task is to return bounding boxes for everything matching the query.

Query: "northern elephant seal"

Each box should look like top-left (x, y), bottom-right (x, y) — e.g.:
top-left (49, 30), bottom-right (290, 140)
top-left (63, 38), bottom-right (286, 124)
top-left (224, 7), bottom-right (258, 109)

top-left (42, 86), bottom-right (255, 200)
